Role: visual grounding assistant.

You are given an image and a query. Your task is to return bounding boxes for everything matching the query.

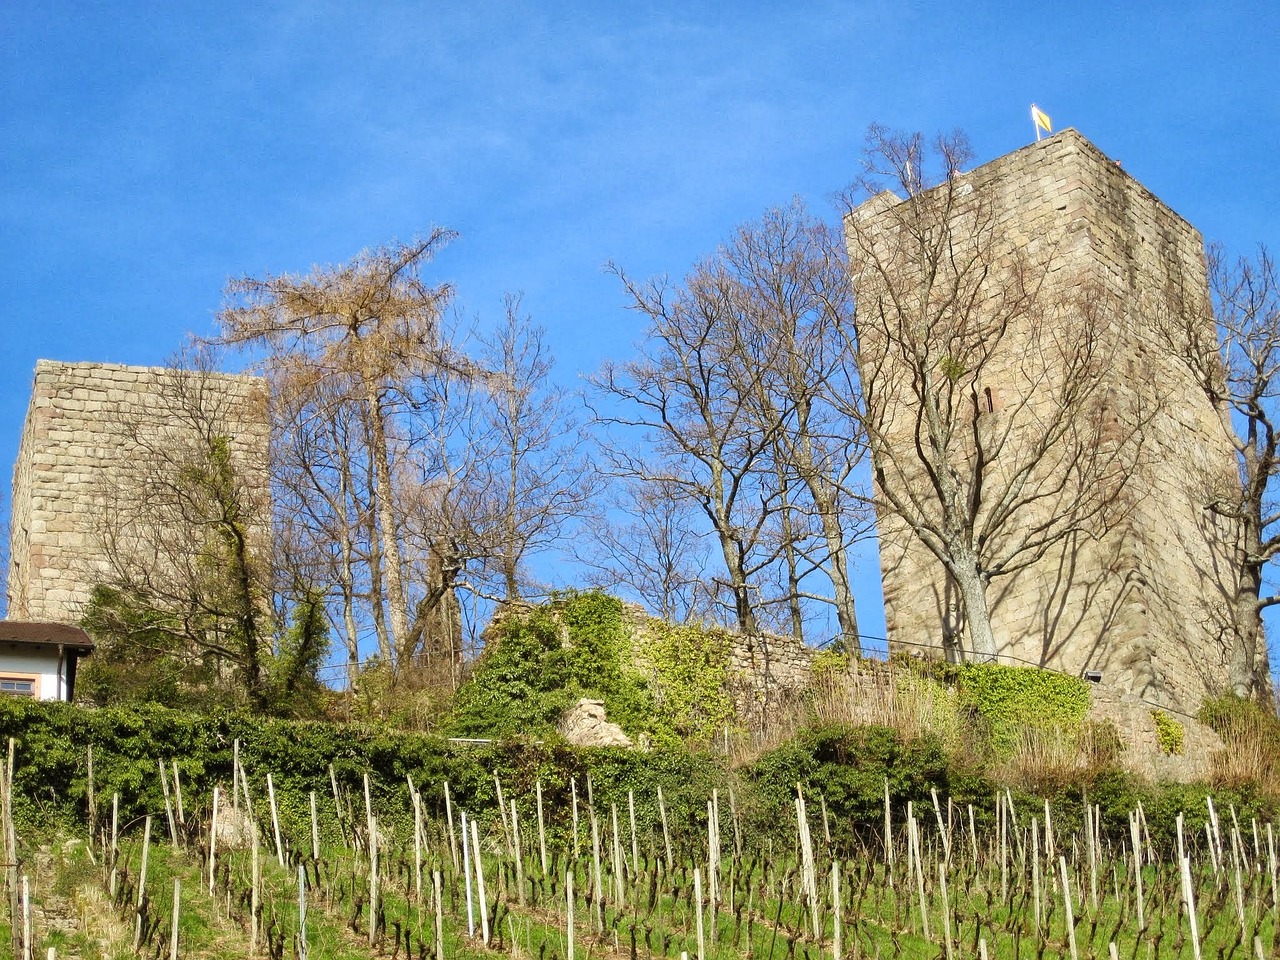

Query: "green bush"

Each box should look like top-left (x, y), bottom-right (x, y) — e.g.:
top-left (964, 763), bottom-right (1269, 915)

top-left (0, 697), bottom-right (732, 849)
top-left (4, 696), bottom-right (1278, 864)
top-left (740, 723), bottom-right (956, 848)
top-left (448, 607), bottom-right (578, 739)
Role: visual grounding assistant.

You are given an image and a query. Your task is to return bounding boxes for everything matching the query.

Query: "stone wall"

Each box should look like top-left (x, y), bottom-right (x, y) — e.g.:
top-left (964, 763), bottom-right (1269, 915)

top-left (7, 360), bottom-right (269, 624)
top-left (845, 130), bottom-right (1260, 715)
top-left (620, 603), bottom-right (816, 726)
top-left (721, 628), bottom-right (816, 717)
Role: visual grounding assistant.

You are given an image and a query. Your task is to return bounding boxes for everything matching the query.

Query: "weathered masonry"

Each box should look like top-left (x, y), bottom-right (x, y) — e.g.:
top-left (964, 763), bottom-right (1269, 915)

top-left (847, 129), bottom-right (1267, 713)
top-left (8, 360), bottom-right (269, 624)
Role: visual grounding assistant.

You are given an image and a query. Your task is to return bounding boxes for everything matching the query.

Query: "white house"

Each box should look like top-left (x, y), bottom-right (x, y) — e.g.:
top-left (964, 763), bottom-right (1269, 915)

top-left (0, 622), bottom-right (94, 701)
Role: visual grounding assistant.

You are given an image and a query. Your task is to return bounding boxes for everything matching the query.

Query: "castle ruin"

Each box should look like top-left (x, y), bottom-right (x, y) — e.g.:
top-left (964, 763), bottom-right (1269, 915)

top-left (847, 129), bottom-right (1269, 713)
top-left (8, 360), bottom-right (269, 624)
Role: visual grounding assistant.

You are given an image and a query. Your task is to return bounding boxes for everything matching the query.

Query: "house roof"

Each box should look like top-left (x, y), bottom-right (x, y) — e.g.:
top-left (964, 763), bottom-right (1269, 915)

top-left (0, 622), bottom-right (95, 654)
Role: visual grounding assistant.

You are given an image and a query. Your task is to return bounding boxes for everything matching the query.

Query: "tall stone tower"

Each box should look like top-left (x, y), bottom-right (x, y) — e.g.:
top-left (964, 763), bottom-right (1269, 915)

top-left (846, 129), bottom-right (1265, 712)
top-left (8, 361), bottom-right (269, 624)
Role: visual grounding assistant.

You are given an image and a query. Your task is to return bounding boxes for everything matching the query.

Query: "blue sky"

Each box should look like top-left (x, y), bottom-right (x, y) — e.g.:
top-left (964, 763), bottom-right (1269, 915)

top-left (3, 1), bottom-right (1278, 648)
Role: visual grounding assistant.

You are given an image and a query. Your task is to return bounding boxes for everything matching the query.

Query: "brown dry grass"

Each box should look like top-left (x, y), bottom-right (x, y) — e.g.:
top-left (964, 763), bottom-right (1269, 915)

top-left (730, 659), bottom-right (964, 764)
top-left (988, 721), bottom-right (1124, 795)
top-left (730, 659), bottom-right (1131, 790)
top-left (1205, 706), bottom-right (1280, 799)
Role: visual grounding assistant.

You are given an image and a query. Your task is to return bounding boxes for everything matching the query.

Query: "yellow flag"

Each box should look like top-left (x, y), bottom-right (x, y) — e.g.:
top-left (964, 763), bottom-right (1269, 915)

top-left (1031, 104), bottom-right (1053, 136)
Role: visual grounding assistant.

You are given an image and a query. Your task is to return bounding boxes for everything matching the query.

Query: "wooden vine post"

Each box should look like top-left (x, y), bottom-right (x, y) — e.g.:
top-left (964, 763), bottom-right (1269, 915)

top-left (433, 869), bottom-right (445, 960)
top-left (169, 878), bottom-right (180, 960)
top-left (266, 772), bottom-right (285, 866)
top-left (470, 817), bottom-right (490, 944)
top-left (3, 738), bottom-right (18, 960)
top-left (171, 761), bottom-right (185, 832)
top-left (132, 815), bottom-right (152, 950)
top-left (536, 779), bottom-right (548, 875)
top-left (86, 744), bottom-right (96, 846)
top-left (208, 785), bottom-right (220, 896)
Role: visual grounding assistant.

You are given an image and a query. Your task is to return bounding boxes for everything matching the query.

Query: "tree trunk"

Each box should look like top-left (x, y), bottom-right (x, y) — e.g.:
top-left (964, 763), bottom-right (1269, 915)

top-left (704, 461), bottom-right (759, 635)
top-left (715, 532), bottom-right (759, 636)
top-left (709, 514), bottom-right (758, 636)
top-left (365, 503), bottom-right (393, 663)
top-left (807, 480), bottom-right (861, 653)
top-left (790, 425), bottom-right (862, 654)
top-left (339, 564), bottom-right (360, 690)
top-left (363, 379), bottom-right (412, 666)
top-left (336, 444), bottom-right (363, 687)
top-left (950, 554), bottom-right (998, 661)
top-left (1229, 566), bottom-right (1264, 699)
top-left (224, 517), bottom-right (266, 710)
top-left (773, 470), bottom-right (805, 640)
top-left (504, 436), bottom-right (521, 600)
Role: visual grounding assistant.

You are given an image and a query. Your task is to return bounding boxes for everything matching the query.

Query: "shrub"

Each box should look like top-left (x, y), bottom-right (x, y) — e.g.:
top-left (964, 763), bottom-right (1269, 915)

top-left (741, 723), bottom-right (957, 849)
top-left (0, 697), bottom-right (731, 853)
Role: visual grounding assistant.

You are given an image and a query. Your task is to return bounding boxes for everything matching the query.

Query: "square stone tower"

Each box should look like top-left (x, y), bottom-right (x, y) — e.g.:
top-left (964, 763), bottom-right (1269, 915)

top-left (8, 360), bottom-right (269, 624)
top-left (846, 129), bottom-right (1264, 712)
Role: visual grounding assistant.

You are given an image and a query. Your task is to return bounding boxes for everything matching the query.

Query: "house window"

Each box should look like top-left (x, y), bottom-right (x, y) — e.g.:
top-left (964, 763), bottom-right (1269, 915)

top-left (0, 677), bottom-right (36, 698)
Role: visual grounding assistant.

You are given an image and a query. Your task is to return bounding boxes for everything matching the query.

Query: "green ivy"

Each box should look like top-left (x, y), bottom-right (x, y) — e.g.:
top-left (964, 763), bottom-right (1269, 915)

top-left (1151, 710), bottom-right (1186, 755)
top-left (810, 649), bottom-right (850, 681)
top-left (959, 662), bottom-right (1090, 755)
top-left (448, 607), bottom-right (576, 739)
top-left (900, 657), bottom-right (1092, 756)
top-left (448, 591), bottom-right (660, 741)
top-left (640, 620), bottom-right (735, 747)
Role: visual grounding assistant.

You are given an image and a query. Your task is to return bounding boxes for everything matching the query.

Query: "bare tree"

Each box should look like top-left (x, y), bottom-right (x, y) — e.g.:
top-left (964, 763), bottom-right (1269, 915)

top-left (272, 369), bottom-right (375, 684)
top-left (719, 199), bottom-right (874, 651)
top-left (579, 476), bottom-right (720, 625)
top-left (592, 265), bottom-right (794, 635)
top-left (216, 233), bottom-right (467, 676)
top-left (595, 203), bottom-right (877, 643)
top-left (1162, 245), bottom-right (1279, 698)
top-left (219, 237), bottom-right (593, 695)
top-left (472, 294), bottom-right (595, 600)
top-left (86, 355), bottom-right (279, 709)
top-left (841, 126), bottom-right (1141, 661)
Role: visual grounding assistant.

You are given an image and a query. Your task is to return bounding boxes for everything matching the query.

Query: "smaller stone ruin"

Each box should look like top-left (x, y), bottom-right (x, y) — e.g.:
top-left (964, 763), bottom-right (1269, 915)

top-left (558, 698), bottom-right (633, 748)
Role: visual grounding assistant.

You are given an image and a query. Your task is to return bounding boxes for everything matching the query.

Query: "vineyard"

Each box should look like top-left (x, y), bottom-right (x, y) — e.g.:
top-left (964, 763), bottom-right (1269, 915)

top-left (1, 711), bottom-right (1278, 960)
